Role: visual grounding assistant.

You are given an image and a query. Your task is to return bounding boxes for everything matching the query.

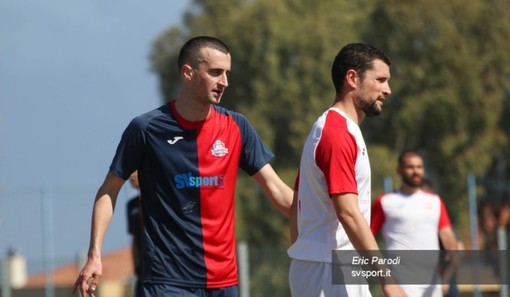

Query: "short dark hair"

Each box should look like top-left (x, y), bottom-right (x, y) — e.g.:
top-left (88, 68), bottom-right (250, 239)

top-left (331, 43), bottom-right (391, 94)
top-left (178, 36), bottom-right (230, 71)
top-left (398, 150), bottom-right (423, 167)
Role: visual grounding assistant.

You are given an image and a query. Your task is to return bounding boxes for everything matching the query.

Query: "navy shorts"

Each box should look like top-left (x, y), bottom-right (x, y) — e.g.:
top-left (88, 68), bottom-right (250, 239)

top-left (142, 283), bottom-right (239, 297)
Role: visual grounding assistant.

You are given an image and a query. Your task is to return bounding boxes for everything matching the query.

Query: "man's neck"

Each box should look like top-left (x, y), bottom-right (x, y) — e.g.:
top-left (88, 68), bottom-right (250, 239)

top-left (174, 96), bottom-right (211, 122)
top-left (332, 93), bottom-right (365, 126)
top-left (399, 185), bottom-right (420, 195)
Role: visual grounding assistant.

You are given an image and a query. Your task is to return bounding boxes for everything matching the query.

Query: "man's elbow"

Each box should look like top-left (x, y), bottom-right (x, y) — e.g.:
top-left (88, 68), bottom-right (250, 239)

top-left (336, 209), bottom-right (357, 226)
top-left (279, 202), bottom-right (291, 217)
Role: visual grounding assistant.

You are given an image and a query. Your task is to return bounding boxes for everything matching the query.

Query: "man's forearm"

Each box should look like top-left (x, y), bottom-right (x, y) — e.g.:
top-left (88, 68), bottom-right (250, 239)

top-left (87, 172), bottom-right (124, 257)
top-left (88, 193), bottom-right (115, 258)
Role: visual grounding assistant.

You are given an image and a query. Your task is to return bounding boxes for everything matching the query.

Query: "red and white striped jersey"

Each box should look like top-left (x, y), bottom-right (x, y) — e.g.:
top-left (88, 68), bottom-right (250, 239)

top-left (371, 189), bottom-right (452, 250)
top-left (288, 108), bottom-right (372, 262)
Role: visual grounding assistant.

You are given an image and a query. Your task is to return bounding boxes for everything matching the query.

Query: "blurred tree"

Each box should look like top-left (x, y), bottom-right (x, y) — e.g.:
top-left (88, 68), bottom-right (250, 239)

top-left (150, 0), bottom-right (374, 247)
top-left (368, 145), bottom-right (399, 198)
top-left (362, 0), bottom-right (510, 226)
top-left (149, 0), bottom-right (510, 293)
top-left (152, 0), bottom-right (374, 167)
top-left (149, 0), bottom-right (510, 266)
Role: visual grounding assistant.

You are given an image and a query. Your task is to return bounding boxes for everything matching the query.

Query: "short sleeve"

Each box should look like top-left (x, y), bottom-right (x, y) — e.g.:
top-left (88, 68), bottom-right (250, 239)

top-left (110, 117), bottom-right (147, 180)
top-left (438, 197), bottom-right (452, 230)
top-left (315, 112), bottom-right (358, 196)
top-left (234, 113), bottom-right (274, 175)
top-left (371, 195), bottom-right (386, 235)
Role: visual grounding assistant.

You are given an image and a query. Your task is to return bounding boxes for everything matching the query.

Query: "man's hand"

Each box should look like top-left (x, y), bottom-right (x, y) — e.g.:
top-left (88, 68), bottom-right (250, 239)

top-left (72, 258), bottom-right (102, 297)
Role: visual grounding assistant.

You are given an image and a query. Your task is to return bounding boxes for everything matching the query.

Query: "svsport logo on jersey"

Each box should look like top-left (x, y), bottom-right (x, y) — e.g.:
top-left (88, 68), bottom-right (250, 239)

top-left (211, 140), bottom-right (228, 157)
top-left (174, 172), bottom-right (225, 189)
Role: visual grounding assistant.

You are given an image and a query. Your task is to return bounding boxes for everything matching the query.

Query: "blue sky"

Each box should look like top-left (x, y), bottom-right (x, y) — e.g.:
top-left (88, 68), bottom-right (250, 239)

top-left (0, 0), bottom-right (189, 271)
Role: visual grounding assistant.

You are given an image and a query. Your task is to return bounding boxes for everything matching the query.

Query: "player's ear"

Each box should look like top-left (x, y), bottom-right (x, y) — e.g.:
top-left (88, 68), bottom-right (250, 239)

top-left (396, 165), bottom-right (402, 176)
top-left (345, 69), bottom-right (359, 89)
top-left (182, 64), bottom-right (194, 81)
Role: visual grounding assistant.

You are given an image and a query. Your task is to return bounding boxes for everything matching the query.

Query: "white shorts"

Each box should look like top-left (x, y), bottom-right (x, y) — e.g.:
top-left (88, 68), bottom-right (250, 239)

top-left (289, 259), bottom-right (372, 297)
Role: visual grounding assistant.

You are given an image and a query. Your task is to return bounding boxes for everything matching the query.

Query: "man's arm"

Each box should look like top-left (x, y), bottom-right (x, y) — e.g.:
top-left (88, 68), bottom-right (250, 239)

top-left (73, 171), bottom-right (126, 297)
top-left (332, 193), bottom-right (406, 297)
top-left (439, 226), bottom-right (463, 290)
top-left (251, 164), bottom-right (293, 217)
top-left (289, 191), bottom-right (299, 244)
top-left (332, 193), bottom-right (379, 250)
top-left (439, 226), bottom-right (458, 251)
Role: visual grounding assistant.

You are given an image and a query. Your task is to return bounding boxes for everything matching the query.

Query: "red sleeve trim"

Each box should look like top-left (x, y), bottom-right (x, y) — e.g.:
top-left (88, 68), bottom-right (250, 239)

top-left (370, 195), bottom-right (386, 235)
top-left (315, 112), bottom-right (358, 196)
top-left (438, 197), bottom-right (452, 230)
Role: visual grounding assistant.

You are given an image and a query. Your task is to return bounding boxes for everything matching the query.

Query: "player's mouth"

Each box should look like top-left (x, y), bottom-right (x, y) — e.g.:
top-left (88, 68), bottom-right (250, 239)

top-left (212, 89), bottom-right (223, 98)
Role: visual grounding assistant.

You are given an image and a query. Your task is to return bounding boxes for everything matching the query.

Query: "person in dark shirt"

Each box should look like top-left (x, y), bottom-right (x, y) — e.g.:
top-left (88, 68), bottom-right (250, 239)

top-left (72, 36), bottom-right (293, 297)
top-left (126, 171), bottom-right (142, 297)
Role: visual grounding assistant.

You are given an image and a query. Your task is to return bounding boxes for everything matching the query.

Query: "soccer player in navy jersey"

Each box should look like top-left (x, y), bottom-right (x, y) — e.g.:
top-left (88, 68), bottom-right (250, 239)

top-left (73, 36), bottom-right (293, 297)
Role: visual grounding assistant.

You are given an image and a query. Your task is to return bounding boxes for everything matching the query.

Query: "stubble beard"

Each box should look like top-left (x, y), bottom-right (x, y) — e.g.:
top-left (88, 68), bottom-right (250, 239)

top-left (402, 175), bottom-right (423, 188)
top-left (355, 89), bottom-right (383, 117)
top-left (363, 99), bottom-right (382, 117)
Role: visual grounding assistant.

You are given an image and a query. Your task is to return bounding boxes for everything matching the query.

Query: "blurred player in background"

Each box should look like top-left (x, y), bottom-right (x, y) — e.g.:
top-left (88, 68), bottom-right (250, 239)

top-left (126, 171), bottom-right (142, 297)
top-left (371, 150), bottom-right (459, 297)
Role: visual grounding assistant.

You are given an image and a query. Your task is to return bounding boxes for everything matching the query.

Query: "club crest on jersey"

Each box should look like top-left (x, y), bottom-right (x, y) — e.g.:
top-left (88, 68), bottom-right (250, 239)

top-left (211, 140), bottom-right (228, 157)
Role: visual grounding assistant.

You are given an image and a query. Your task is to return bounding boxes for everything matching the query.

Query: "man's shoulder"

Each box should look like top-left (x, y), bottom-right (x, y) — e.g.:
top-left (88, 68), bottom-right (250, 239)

top-left (127, 104), bottom-right (174, 131)
top-left (213, 105), bottom-right (246, 120)
top-left (374, 192), bottom-right (395, 203)
top-left (314, 109), bottom-right (354, 143)
top-left (416, 189), bottom-right (443, 202)
top-left (134, 104), bottom-right (171, 122)
top-left (212, 105), bottom-right (255, 132)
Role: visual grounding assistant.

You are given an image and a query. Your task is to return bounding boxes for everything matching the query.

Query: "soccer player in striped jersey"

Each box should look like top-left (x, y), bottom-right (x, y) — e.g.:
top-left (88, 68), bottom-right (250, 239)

top-left (288, 43), bottom-right (405, 297)
top-left (73, 36), bottom-right (293, 297)
top-left (371, 150), bottom-right (458, 296)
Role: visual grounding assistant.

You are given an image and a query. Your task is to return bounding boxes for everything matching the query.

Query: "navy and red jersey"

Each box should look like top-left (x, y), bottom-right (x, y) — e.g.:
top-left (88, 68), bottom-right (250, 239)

top-left (110, 101), bottom-right (273, 288)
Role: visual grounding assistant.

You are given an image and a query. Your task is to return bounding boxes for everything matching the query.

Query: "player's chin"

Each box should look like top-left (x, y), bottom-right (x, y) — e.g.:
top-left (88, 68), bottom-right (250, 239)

top-left (209, 94), bottom-right (223, 104)
top-left (209, 96), bottom-right (222, 105)
top-left (364, 104), bottom-right (383, 117)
